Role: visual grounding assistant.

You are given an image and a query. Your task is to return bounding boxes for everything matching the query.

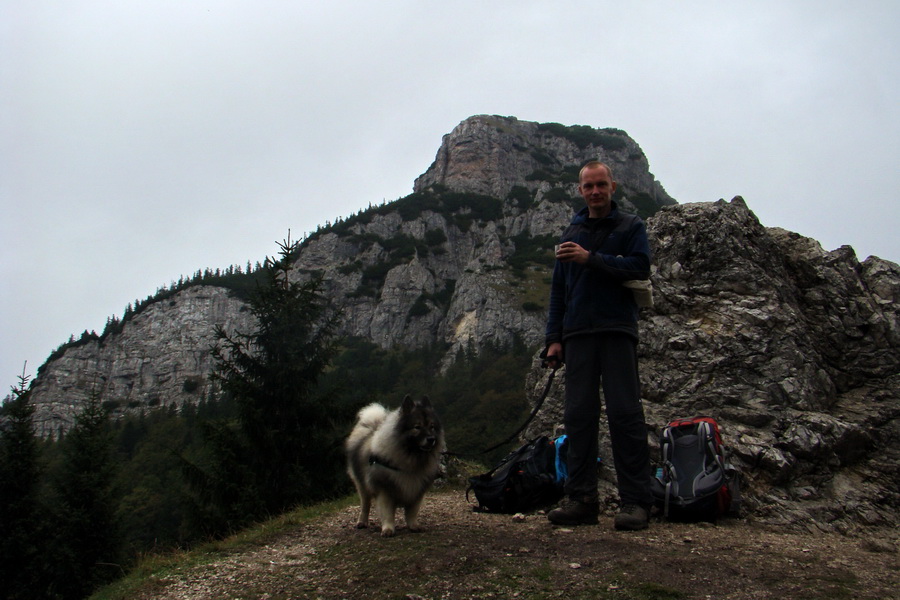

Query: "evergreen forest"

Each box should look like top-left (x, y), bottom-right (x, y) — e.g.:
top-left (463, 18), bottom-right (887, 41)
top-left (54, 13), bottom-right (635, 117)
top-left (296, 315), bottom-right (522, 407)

top-left (0, 237), bottom-right (538, 600)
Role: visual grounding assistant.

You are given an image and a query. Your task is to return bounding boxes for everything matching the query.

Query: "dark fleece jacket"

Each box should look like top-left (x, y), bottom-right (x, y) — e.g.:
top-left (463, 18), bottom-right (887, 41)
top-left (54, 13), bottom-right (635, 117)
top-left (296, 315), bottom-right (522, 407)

top-left (545, 202), bottom-right (651, 345)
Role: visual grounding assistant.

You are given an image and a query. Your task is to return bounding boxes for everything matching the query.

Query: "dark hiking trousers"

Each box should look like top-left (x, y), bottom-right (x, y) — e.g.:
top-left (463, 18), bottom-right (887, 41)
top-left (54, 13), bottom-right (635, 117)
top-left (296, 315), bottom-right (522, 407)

top-left (562, 333), bottom-right (653, 507)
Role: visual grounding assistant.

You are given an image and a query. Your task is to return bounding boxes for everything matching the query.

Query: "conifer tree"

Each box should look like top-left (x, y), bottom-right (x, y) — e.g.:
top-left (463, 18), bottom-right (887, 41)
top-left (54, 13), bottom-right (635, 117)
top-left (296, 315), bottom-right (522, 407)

top-left (47, 388), bottom-right (122, 600)
top-left (0, 371), bottom-right (46, 600)
top-left (185, 234), bottom-right (346, 534)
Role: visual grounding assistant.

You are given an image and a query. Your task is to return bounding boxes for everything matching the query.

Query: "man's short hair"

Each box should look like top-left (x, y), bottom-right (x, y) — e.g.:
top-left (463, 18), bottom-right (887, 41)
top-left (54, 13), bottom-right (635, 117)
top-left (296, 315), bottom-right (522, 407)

top-left (579, 161), bottom-right (614, 182)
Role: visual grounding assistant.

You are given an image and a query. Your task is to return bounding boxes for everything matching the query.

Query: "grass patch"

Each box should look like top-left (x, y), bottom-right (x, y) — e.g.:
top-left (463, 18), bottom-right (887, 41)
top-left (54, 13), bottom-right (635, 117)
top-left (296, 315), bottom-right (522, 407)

top-left (89, 495), bottom-right (358, 600)
top-left (628, 581), bottom-right (688, 599)
top-left (493, 266), bottom-right (551, 313)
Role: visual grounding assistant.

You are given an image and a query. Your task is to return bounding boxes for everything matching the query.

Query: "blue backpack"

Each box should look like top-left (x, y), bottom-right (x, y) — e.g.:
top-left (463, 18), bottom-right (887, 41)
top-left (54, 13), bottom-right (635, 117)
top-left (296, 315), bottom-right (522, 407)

top-left (467, 436), bottom-right (567, 513)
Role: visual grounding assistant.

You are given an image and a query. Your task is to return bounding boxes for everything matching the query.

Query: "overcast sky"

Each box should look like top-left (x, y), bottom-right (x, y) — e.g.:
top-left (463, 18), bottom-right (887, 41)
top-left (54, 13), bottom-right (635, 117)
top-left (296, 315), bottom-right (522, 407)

top-left (2, 1), bottom-right (898, 394)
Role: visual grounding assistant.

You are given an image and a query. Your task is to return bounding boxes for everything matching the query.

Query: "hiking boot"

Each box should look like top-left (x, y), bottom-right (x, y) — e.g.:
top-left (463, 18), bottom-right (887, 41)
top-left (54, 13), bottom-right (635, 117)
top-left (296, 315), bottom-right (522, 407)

top-left (548, 499), bottom-right (600, 526)
top-left (614, 504), bottom-right (649, 531)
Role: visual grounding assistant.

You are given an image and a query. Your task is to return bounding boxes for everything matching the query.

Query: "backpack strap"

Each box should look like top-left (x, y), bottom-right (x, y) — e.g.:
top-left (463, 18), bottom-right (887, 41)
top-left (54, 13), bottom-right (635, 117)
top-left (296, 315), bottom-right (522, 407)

top-left (662, 462), bottom-right (673, 518)
top-left (698, 420), bottom-right (726, 471)
top-left (661, 425), bottom-right (674, 518)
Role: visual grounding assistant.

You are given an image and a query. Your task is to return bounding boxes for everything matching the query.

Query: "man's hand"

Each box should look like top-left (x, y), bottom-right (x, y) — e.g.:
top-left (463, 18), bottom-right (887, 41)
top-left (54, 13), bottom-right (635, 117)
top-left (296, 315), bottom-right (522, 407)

top-left (555, 241), bottom-right (589, 264)
top-left (544, 342), bottom-right (563, 367)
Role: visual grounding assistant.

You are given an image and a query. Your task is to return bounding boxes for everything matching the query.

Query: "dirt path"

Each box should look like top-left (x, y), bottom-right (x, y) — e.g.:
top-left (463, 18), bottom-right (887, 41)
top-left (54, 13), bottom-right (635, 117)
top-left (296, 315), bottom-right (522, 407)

top-left (134, 489), bottom-right (898, 600)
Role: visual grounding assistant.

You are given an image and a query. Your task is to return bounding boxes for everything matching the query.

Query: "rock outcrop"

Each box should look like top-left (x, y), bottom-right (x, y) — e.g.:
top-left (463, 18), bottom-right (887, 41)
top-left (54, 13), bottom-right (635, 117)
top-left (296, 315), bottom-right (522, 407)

top-left (524, 198), bottom-right (900, 533)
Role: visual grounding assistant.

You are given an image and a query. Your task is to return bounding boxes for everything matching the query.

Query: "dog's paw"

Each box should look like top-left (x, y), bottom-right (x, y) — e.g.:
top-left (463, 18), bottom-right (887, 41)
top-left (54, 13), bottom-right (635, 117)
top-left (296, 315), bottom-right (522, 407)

top-left (355, 522), bottom-right (368, 529)
top-left (380, 526), bottom-right (396, 537)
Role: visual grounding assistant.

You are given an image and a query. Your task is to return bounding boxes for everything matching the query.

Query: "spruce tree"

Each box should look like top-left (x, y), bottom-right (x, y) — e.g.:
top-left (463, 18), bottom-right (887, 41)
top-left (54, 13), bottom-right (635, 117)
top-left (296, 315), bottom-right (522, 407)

top-left (47, 389), bottom-right (122, 600)
top-left (185, 234), bottom-right (346, 534)
top-left (0, 372), bottom-right (45, 600)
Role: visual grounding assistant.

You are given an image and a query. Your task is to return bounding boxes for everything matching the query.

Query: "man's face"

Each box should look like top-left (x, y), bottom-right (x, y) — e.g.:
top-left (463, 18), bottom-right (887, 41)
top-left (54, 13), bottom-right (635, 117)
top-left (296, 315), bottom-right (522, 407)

top-left (578, 166), bottom-right (617, 218)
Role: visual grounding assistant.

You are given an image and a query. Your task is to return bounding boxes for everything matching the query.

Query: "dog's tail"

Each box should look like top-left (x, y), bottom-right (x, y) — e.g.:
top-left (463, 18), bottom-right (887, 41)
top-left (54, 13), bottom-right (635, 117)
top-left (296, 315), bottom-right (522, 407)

top-left (355, 403), bottom-right (388, 431)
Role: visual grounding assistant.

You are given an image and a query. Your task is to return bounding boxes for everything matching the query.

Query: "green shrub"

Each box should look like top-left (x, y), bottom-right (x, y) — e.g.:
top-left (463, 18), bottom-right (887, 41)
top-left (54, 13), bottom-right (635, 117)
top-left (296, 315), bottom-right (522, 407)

top-left (361, 262), bottom-right (393, 287)
top-left (506, 185), bottom-right (534, 210)
top-left (453, 214), bottom-right (474, 232)
top-left (537, 122), bottom-right (629, 150)
top-left (337, 261), bottom-right (362, 275)
top-left (525, 165), bottom-right (579, 187)
top-left (530, 148), bottom-right (556, 165)
top-left (543, 188), bottom-right (574, 204)
top-left (408, 295), bottom-right (431, 318)
top-left (508, 233), bottom-right (558, 273)
top-left (424, 228), bottom-right (447, 247)
top-left (381, 234), bottom-right (421, 259)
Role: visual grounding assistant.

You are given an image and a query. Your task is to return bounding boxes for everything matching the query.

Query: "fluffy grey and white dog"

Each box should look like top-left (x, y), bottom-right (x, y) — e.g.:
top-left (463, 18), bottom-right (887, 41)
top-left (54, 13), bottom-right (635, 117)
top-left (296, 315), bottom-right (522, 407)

top-left (345, 395), bottom-right (444, 537)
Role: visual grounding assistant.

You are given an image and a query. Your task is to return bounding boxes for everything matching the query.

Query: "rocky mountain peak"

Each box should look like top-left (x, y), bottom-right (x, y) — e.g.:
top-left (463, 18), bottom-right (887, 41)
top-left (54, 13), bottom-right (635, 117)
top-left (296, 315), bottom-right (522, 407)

top-left (414, 114), bottom-right (672, 209)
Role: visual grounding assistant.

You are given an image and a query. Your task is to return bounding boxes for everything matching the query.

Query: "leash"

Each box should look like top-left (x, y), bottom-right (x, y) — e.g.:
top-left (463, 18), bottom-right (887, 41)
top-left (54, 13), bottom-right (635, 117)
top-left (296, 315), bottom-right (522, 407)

top-left (444, 364), bottom-right (559, 458)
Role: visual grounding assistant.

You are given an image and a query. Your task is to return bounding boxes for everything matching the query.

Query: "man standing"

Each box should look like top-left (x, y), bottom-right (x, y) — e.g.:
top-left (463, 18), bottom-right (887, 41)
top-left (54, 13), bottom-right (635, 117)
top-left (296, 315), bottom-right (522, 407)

top-left (543, 160), bottom-right (653, 530)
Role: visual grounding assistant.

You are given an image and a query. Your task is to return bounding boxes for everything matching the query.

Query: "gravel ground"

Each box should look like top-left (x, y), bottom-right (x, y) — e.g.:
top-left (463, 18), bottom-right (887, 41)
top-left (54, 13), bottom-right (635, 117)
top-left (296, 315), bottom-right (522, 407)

top-left (132, 489), bottom-right (899, 600)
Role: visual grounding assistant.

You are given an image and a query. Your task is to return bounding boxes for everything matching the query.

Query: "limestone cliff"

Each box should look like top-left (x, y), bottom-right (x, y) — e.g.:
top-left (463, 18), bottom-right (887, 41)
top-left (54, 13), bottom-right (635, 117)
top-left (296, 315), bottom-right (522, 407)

top-left (30, 286), bottom-right (253, 436)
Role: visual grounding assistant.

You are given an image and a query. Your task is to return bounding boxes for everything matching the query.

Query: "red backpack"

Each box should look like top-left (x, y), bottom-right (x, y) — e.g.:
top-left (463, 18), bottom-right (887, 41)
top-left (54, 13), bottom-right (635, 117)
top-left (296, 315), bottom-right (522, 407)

top-left (650, 417), bottom-right (741, 521)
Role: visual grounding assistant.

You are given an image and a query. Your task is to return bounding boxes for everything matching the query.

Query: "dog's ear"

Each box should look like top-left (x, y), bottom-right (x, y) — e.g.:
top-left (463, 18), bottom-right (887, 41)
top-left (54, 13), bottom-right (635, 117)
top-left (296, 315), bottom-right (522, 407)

top-left (402, 394), bottom-right (415, 413)
top-left (419, 395), bottom-right (432, 408)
